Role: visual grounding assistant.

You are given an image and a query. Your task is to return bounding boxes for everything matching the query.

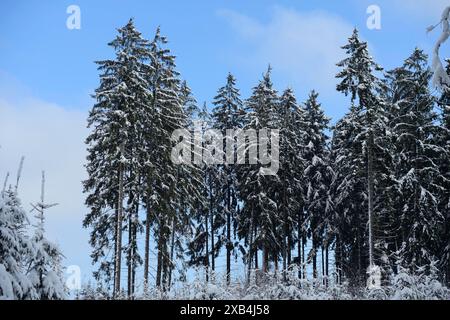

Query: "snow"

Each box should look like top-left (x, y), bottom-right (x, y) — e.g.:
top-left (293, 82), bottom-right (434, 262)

top-left (429, 6), bottom-right (450, 89)
top-left (76, 267), bottom-right (450, 300)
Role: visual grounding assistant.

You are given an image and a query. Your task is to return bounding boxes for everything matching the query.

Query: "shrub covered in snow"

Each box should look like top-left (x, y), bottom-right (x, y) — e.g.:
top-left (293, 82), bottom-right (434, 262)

top-left (77, 266), bottom-right (450, 300)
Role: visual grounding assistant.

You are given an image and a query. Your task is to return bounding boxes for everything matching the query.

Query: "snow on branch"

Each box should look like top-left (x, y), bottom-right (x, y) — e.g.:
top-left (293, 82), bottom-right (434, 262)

top-left (428, 6), bottom-right (450, 90)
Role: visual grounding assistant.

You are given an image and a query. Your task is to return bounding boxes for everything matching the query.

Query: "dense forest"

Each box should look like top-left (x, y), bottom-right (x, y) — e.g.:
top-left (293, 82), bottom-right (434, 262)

top-left (1, 17), bottom-right (449, 300)
top-left (79, 19), bottom-right (450, 299)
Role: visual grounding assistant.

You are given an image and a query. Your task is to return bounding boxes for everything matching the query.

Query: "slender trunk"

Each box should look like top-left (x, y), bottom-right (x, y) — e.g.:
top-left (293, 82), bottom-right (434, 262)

top-left (282, 235), bottom-right (287, 281)
top-left (368, 131), bottom-right (375, 268)
top-left (247, 206), bottom-right (254, 285)
top-left (168, 217), bottom-right (176, 290)
top-left (297, 216), bottom-right (302, 279)
top-left (210, 184), bottom-right (215, 272)
top-left (262, 245), bottom-right (269, 273)
top-left (127, 214), bottom-right (132, 298)
top-left (321, 245), bottom-right (325, 284)
top-left (302, 236), bottom-right (306, 279)
top-left (113, 154), bottom-right (124, 298)
top-left (282, 189), bottom-right (288, 281)
top-left (274, 253), bottom-right (279, 274)
top-left (254, 224), bottom-right (258, 269)
top-left (325, 241), bottom-right (329, 287)
top-left (162, 237), bottom-right (168, 291)
top-left (226, 185), bottom-right (231, 284)
top-left (113, 205), bottom-right (118, 293)
top-left (336, 234), bottom-right (342, 285)
top-left (287, 234), bottom-right (292, 266)
top-left (156, 223), bottom-right (164, 288)
top-left (131, 193), bottom-right (139, 298)
top-left (205, 204), bottom-right (209, 282)
top-left (312, 235), bottom-right (317, 279)
top-left (143, 202), bottom-right (151, 293)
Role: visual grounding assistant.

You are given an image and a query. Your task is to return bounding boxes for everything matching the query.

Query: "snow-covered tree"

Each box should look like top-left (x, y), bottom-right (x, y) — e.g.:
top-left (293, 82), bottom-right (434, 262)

top-left (83, 18), bottom-right (153, 296)
top-left (237, 67), bottom-right (279, 275)
top-left (388, 49), bottom-right (444, 270)
top-left (302, 90), bottom-right (332, 279)
top-left (334, 28), bottom-right (386, 284)
top-left (211, 73), bottom-right (244, 283)
top-left (276, 88), bottom-right (307, 280)
top-left (27, 172), bottom-right (66, 300)
top-left (0, 187), bottom-right (33, 299)
top-left (437, 59), bottom-right (450, 283)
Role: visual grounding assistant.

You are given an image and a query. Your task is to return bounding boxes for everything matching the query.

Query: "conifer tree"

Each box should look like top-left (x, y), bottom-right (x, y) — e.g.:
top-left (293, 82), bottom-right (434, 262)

top-left (83, 19), bottom-right (153, 297)
top-left (277, 88), bottom-right (306, 280)
top-left (334, 29), bottom-right (385, 284)
top-left (389, 49), bottom-right (444, 270)
top-left (28, 172), bottom-right (66, 300)
top-left (238, 67), bottom-right (279, 275)
top-left (211, 73), bottom-right (244, 283)
top-left (302, 91), bottom-right (331, 279)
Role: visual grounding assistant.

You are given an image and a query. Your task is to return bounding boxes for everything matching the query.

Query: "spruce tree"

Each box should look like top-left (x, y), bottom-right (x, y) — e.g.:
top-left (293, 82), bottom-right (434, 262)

top-left (0, 187), bottom-right (34, 299)
top-left (211, 73), bottom-right (244, 283)
top-left (389, 49), bottom-right (444, 270)
top-left (237, 67), bottom-right (279, 275)
top-left (302, 91), bottom-right (331, 279)
top-left (334, 28), bottom-right (385, 284)
top-left (277, 88), bottom-right (306, 280)
top-left (437, 59), bottom-right (450, 282)
top-left (28, 172), bottom-right (66, 300)
top-left (83, 19), bottom-right (153, 297)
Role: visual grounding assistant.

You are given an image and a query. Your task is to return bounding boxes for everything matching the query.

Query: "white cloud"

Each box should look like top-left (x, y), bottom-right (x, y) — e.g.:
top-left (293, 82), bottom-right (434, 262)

top-left (0, 88), bottom-right (92, 277)
top-left (218, 7), bottom-right (355, 98)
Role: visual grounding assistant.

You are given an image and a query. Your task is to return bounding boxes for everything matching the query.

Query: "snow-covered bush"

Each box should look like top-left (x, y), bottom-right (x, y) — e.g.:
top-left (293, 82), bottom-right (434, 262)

top-left (78, 266), bottom-right (450, 300)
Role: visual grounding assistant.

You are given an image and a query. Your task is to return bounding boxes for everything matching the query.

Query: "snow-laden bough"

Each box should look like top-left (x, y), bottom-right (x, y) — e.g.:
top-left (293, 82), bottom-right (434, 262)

top-left (428, 6), bottom-right (450, 90)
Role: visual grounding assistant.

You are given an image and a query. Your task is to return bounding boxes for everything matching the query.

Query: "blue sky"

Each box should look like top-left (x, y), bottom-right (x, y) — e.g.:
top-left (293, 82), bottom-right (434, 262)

top-left (0, 0), bottom-right (448, 289)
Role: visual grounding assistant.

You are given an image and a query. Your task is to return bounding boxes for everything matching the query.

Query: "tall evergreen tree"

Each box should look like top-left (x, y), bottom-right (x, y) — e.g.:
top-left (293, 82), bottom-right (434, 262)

top-left (211, 73), bottom-right (244, 283)
top-left (334, 29), bottom-right (385, 284)
top-left (83, 19), bottom-right (153, 297)
top-left (388, 49), bottom-right (444, 270)
top-left (237, 67), bottom-right (279, 275)
top-left (437, 59), bottom-right (450, 282)
top-left (276, 88), bottom-right (306, 280)
top-left (302, 91), bottom-right (331, 279)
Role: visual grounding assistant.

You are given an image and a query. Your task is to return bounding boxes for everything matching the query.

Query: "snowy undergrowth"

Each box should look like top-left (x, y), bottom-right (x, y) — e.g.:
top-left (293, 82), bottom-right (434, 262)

top-left (78, 267), bottom-right (450, 300)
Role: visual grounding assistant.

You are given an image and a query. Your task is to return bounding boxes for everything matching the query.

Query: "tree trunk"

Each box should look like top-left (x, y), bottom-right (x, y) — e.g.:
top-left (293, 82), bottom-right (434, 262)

top-left (321, 245), bottom-right (325, 284)
top-left (262, 245), bottom-right (269, 273)
top-left (156, 223), bottom-right (164, 288)
top-left (210, 184), bottom-right (215, 272)
top-left (247, 206), bottom-right (254, 285)
top-left (336, 234), bottom-right (342, 285)
top-left (297, 216), bottom-right (302, 279)
top-left (325, 241), bottom-right (329, 287)
top-left (113, 155), bottom-right (124, 298)
top-left (226, 185), bottom-right (231, 285)
top-left (205, 204), bottom-right (209, 282)
top-left (168, 217), bottom-right (176, 291)
top-left (287, 234), bottom-right (292, 266)
top-left (127, 214), bottom-right (132, 298)
top-left (312, 235), bottom-right (317, 279)
top-left (143, 202), bottom-right (151, 293)
top-left (368, 131), bottom-right (375, 268)
top-left (302, 236), bottom-right (306, 279)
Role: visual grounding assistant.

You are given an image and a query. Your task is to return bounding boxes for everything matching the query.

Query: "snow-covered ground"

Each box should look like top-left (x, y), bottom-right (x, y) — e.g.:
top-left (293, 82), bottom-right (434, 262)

top-left (77, 267), bottom-right (450, 300)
